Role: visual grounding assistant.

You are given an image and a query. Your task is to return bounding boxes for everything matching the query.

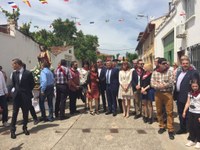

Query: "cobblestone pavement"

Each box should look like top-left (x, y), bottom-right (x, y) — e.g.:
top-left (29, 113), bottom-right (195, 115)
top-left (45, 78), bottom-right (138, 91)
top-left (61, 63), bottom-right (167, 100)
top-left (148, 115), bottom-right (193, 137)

top-left (0, 100), bottom-right (195, 150)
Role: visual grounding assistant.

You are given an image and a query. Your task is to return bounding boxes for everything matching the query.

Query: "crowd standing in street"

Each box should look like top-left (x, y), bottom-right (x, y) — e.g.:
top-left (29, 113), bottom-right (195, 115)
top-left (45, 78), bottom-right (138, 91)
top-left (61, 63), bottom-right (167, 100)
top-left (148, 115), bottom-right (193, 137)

top-left (0, 55), bottom-right (200, 148)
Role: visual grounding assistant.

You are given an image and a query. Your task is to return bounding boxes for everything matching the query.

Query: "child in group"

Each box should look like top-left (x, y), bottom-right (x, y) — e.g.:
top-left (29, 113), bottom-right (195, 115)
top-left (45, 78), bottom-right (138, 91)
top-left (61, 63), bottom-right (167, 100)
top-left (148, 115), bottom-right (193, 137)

top-left (183, 80), bottom-right (200, 149)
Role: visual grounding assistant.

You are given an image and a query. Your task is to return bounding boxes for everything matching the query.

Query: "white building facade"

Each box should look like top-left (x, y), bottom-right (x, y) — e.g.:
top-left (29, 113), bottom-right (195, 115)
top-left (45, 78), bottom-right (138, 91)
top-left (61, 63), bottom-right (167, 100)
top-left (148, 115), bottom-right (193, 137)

top-left (50, 46), bottom-right (81, 68)
top-left (155, 0), bottom-right (200, 71)
top-left (0, 26), bottom-right (40, 84)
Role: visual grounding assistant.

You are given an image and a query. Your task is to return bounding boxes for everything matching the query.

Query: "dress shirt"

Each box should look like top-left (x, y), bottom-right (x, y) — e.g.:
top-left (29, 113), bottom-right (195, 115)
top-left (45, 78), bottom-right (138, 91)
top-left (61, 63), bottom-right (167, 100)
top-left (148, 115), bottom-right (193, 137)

top-left (106, 69), bottom-right (111, 84)
top-left (40, 67), bottom-right (54, 93)
top-left (176, 71), bottom-right (187, 92)
top-left (0, 71), bottom-right (8, 96)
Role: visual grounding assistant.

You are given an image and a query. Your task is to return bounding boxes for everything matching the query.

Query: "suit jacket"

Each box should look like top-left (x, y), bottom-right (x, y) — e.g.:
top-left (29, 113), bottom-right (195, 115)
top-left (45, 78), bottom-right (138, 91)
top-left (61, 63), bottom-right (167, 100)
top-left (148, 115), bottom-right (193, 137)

top-left (174, 69), bottom-right (199, 103)
top-left (109, 67), bottom-right (119, 91)
top-left (12, 69), bottom-right (35, 107)
top-left (99, 67), bottom-right (106, 91)
top-left (132, 69), bottom-right (144, 91)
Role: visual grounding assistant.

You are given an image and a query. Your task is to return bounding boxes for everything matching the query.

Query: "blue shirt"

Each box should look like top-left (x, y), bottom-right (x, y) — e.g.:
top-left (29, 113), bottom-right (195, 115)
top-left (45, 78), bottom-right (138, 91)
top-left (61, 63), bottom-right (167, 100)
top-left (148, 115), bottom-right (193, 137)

top-left (40, 67), bottom-right (54, 92)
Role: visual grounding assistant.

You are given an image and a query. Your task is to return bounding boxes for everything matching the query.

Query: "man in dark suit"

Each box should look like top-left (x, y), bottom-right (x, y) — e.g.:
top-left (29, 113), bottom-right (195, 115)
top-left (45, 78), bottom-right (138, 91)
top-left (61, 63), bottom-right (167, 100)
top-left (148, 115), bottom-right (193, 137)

top-left (10, 58), bottom-right (35, 139)
top-left (132, 59), bottom-right (144, 119)
top-left (175, 58), bottom-right (199, 134)
top-left (105, 60), bottom-right (119, 116)
top-left (97, 59), bottom-right (107, 112)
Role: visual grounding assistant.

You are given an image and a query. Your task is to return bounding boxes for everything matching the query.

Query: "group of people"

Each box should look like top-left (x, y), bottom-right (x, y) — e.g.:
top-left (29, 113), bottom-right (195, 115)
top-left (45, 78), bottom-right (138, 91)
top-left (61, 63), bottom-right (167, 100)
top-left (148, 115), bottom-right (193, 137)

top-left (0, 55), bottom-right (200, 149)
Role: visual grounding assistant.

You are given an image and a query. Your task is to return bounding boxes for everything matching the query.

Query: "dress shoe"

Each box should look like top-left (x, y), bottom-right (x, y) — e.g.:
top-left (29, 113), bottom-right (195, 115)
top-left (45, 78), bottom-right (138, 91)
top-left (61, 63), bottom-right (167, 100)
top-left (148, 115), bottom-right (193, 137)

top-left (148, 118), bottom-right (153, 124)
top-left (113, 112), bottom-right (117, 117)
top-left (105, 111), bottom-right (112, 115)
top-left (168, 132), bottom-right (175, 140)
top-left (60, 116), bottom-right (69, 120)
top-left (3, 122), bottom-right (10, 127)
top-left (40, 117), bottom-right (48, 122)
top-left (11, 132), bottom-right (16, 139)
top-left (23, 129), bottom-right (30, 135)
top-left (48, 118), bottom-right (54, 122)
top-left (132, 111), bottom-right (136, 116)
top-left (176, 129), bottom-right (187, 135)
top-left (95, 111), bottom-right (100, 115)
top-left (74, 110), bottom-right (80, 114)
top-left (33, 119), bottom-right (39, 125)
top-left (134, 114), bottom-right (141, 119)
top-left (158, 128), bottom-right (166, 134)
top-left (143, 117), bottom-right (148, 123)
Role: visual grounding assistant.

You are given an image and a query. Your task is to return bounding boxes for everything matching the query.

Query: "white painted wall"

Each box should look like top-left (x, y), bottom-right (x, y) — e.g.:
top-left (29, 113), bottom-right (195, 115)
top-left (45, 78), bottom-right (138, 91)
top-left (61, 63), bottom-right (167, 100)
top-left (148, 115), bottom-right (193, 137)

top-left (0, 30), bottom-right (40, 84)
top-left (50, 46), bottom-right (81, 69)
top-left (186, 1), bottom-right (200, 48)
top-left (155, 0), bottom-right (200, 63)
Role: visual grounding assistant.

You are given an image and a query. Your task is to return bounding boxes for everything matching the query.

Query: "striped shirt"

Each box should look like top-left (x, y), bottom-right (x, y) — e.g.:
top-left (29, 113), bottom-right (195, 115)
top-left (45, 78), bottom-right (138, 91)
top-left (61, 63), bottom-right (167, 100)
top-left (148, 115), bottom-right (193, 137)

top-left (151, 69), bottom-right (174, 92)
top-left (54, 66), bottom-right (72, 84)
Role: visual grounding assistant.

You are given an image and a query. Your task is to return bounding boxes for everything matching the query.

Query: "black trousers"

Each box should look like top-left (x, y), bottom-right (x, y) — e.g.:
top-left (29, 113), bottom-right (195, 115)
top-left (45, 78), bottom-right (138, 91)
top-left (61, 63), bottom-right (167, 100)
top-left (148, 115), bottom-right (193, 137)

top-left (55, 84), bottom-right (68, 117)
top-left (177, 101), bottom-right (188, 130)
top-left (99, 88), bottom-right (106, 110)
top-left (0, 95), bottom-right (8, 123)
top-left (69, 90), bottom-right (78, 113)
top-left (188, 112), bottom-right (200, 142)
top-left (11, 95), bottom-right (29, 132)
top-left (30, 105), bottom-right (37, 120)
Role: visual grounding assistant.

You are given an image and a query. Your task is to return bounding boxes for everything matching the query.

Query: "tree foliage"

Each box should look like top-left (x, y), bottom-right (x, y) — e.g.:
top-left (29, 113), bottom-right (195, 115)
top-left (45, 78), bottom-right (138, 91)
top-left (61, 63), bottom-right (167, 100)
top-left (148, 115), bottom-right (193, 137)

top-left (0, 8), bottom-right (20, 25)
top-left (2, 9), bottom-right (99, 62)
top-left (19, 22), bottom-right (32, 36)
top-left (74, 31), bottom-right (98, 63)
top-left (126, 52), bottom-right (138, 63)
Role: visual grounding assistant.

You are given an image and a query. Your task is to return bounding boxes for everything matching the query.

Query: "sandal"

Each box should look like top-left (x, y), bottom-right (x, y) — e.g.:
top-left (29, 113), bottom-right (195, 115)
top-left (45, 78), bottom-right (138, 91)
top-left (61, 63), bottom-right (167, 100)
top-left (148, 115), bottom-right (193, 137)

top-left (90, 111), bottom-right (95, 115)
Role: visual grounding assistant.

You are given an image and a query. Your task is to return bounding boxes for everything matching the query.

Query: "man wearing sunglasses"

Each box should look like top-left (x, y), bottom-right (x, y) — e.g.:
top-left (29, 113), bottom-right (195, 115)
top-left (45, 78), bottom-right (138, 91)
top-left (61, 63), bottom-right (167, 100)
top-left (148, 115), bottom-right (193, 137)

top-left (151, 58), bottom-right (175, 140)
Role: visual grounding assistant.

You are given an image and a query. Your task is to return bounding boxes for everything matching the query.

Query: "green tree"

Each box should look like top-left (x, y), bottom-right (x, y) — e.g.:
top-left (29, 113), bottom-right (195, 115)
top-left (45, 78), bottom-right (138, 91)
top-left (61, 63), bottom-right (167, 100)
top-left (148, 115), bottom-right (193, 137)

top-left (97, 55), bottom-right (107, 62)
top-left (126, 52), bottom-right (138, 63)
top-left (19, 22), bottom-right (32, 36)
top-left (32, 29), bottom-right (54, 48)
top-left (74, 31), bottom-right (98, 63)
top-left (51, 18), bottom-right (77, 46)
top-left (1, 8), bottom-right (20, 26)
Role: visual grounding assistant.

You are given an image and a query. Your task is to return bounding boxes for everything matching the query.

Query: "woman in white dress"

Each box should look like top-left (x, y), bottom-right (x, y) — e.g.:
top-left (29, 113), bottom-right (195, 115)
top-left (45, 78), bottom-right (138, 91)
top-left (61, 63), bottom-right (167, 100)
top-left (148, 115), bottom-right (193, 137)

top-left (118, 61), bottom-right (133, 118)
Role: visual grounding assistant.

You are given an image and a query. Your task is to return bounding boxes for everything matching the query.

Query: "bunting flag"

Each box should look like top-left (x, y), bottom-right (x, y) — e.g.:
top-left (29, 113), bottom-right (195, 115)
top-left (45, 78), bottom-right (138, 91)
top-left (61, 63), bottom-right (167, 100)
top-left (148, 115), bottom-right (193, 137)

top-left (118, 18), bottom-right (124, 22)
top-left (8, 2), bottom-right (18, 9)
top-left (180, 11), bottom-right (186, 16)
top-left (105, 19), bottom-right (110, 23)
top-left (77, 22), bottom-right (81, 26)
top-left (23, 0), bottom-right (31, 7)
top-left (39, 0), bottom-right (48, 4)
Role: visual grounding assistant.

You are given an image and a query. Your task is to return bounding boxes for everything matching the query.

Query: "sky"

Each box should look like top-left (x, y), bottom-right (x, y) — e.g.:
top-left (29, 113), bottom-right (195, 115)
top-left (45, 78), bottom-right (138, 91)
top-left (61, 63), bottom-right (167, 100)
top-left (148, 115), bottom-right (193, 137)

top-left (0, 0), bottom-right (169, 56)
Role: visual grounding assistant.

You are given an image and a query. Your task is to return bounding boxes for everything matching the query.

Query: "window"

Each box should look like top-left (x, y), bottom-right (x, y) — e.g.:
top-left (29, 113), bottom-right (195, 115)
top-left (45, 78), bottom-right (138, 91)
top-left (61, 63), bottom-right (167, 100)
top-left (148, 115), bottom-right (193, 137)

top-left (69, 50), bottom-right (72, 54)
top-left (185, 0), bottom-right (195, 19)
top-left (190, 45), bottom-right (200, 72)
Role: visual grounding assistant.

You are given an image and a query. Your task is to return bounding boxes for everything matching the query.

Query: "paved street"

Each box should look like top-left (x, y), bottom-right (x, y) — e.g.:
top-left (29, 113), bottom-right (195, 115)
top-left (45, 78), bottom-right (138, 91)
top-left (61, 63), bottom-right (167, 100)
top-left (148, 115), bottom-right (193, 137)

top-left (0, 100), bottom-right (195, 150)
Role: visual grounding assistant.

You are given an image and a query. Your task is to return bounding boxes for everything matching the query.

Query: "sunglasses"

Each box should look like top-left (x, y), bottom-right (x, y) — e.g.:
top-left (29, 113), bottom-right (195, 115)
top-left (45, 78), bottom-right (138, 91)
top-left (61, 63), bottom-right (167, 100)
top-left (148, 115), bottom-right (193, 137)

top-left (161, 62), bottom-right (167, 65)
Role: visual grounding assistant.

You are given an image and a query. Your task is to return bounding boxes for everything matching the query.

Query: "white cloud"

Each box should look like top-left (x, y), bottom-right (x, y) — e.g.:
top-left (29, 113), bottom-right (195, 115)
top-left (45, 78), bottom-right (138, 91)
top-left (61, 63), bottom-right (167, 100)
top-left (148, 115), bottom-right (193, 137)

top-left (0, 0), bottom-right (168, 56)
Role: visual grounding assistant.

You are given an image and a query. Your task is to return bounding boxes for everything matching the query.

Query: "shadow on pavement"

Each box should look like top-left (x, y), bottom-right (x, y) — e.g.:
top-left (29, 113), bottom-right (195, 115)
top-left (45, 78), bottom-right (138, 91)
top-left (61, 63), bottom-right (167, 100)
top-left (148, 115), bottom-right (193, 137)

top-left (29, 123), bottom-right (59, 134)
top-left (10, 143), bottom-right (24, 150)
top-left (0, 126), bottom-right (10, 134)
